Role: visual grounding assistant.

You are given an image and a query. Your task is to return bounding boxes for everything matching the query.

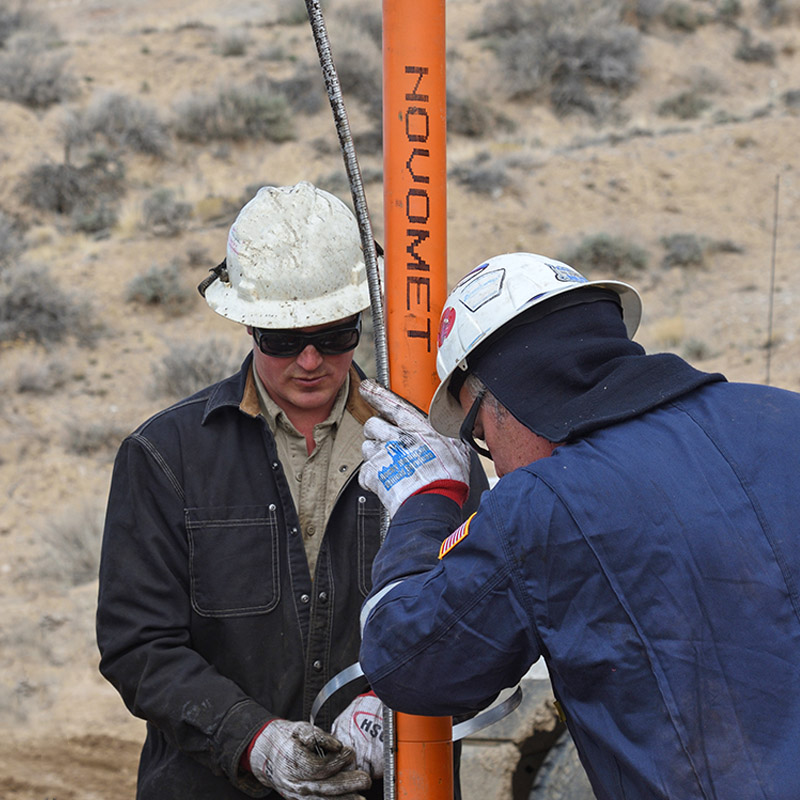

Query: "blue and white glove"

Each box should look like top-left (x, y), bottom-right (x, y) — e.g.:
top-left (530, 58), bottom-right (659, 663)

top-left (359, 380), bottom-right (471, 517)
top-left (331, 693), bottom-right (384, 778)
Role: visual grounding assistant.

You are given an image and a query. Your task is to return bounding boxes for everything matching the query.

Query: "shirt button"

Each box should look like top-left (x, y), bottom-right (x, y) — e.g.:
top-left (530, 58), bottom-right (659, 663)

top-left (318, 591), bottom-right (328, 603)
top-left (339, 464), bottom-right (348, 473)
top-left (312, 660), bottom-right (323, 671)
top-left (300, 594), bottom-right (310, 604)
top-left (307, 524), bottom-right (316, 536)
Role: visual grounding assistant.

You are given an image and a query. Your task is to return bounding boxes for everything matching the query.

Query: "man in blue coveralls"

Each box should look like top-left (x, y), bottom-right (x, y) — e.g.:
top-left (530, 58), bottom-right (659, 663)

top-left (356, 252), bottom-right (800, 800)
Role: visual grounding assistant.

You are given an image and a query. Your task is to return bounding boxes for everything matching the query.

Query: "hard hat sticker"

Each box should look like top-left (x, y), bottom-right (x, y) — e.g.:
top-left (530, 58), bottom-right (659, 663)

top-left (458, 269), bottom-right (505, 312)
top-left (453, 262), bottom-right (489, 289)
top-left (546, 262), bottom-right (588, 284)
top-left (438, 307), bottom-right (456, 346)
top-left (439, 513), bottom-right (475, 559)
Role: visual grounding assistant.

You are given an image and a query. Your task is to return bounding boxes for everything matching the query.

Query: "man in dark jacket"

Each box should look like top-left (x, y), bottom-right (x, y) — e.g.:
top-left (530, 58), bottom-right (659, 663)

top-left (96, 182), bottom-right (487, 799)
top-left (358, 252), bottom-right (800, 800)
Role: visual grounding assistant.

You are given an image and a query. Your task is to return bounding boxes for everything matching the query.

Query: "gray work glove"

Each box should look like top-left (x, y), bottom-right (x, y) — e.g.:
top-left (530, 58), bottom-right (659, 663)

top-left (248, 719), bottom-right (371, 800)
top-left (331, 693), bottom-right (384, 779)
top-left (359, 379), bottom-right (471, 517)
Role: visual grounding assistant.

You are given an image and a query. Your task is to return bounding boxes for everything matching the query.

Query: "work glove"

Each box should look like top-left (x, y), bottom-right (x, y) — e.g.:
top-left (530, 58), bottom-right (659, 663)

top-left (331, 693), bottom-right (385, 779)
top-left (248, 719), bottom-right (371, 800)
top-left (359, 379), bottom-right (471, 517)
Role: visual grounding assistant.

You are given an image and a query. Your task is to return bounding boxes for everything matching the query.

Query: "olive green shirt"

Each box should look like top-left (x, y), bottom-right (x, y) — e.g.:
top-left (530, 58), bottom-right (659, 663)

top-left (253, 367), bottom-right (366, 577)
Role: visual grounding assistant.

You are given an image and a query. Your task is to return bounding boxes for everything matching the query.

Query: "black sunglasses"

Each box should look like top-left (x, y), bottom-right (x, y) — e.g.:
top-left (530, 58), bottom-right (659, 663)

top-left (252, 315), bottom-right (362, 358)
top-left (459, 386), bottom-right (492, 460)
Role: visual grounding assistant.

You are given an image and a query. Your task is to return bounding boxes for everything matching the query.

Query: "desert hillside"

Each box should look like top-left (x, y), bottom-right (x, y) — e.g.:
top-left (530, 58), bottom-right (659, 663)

top-left (0, 0), bottom-right (798, 797)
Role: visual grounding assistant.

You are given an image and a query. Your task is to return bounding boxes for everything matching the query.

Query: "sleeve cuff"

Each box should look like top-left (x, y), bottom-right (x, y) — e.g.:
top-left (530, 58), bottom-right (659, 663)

top-left (410, 479), bottom-right (469, 507)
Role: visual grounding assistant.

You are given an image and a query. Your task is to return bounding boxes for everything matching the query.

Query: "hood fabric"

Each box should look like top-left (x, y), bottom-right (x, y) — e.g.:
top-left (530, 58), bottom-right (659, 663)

top-left (470, 297), bottom-right (726, 443)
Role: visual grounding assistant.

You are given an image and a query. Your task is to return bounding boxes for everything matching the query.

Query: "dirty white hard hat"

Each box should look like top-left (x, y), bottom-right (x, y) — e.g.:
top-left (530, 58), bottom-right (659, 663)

top-left (203, 181), bottom-right (370, 328)
top-left (428, 252), bottom-right (642, 437)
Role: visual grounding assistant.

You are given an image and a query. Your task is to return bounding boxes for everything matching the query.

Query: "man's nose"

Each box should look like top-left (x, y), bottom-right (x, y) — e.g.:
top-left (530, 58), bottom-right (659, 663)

top-left (295, 344), bottom-right (324, 369)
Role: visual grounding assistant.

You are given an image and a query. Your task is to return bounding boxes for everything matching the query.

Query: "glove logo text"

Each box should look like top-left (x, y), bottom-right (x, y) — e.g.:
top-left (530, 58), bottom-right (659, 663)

top-left (378, 440), bottom-right (436, 489)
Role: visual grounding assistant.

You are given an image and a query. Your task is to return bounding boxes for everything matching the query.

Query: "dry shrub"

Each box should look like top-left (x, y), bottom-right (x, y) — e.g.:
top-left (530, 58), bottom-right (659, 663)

top-left (125, 261), bottom-right (194, 311)
top-left (64, 91), bottom-right (170, 157)
top-left (15, 358), bottom-right (68, 394)
top-left (141, 188), bottom-right (192, 237)
top-left (475, 0), bottom-right (641, 115)
top-left (151, 338), bottom-right (242, 399)
top-left (0, 263), bottom-right (99, 346)
top-left (172, 80), bottom-right (295, 143)
top-left (38, 502), bottom-right (105, 587)
top-left (660, 233), bottom-right (705, 268)
top-left (66, 420), bottom-right (130, 457)
top-left (19, 152), bottom-right (125, 216)
top-left (561, 233), bottom-right (649, 278)
top-left (0, 31), bottom-right (77, 108)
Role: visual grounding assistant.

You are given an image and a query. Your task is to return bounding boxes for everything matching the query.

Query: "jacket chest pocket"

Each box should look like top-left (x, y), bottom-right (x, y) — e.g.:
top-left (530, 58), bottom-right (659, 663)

top-left (186, 504), bottom-right (280, 617)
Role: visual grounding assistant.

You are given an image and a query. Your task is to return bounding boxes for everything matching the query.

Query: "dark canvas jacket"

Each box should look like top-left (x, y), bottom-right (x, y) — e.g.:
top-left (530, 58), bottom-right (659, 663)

top-left (97, 354), bottom-right (487, 799)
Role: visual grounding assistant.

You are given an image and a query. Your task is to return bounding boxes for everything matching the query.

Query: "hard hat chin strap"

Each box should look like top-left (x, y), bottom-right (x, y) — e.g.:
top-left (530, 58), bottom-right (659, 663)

top-left (197, 260), bottom-right (229, 298)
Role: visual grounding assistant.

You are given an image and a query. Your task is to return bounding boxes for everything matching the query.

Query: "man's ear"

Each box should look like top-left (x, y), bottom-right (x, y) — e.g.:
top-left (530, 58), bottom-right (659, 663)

top-left (246, 326), bottom-right (253, 335)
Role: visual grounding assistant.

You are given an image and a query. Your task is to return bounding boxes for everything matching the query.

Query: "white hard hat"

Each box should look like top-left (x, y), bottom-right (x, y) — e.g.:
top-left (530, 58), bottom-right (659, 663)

top-left (203, 181), bottom-right (370, 328)
top-left (428, 252), bottom-right (642, 437)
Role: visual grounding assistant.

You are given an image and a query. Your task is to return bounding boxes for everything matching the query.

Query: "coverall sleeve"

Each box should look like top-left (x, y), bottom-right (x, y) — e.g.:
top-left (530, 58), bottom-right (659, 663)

top-left (96, 434), bottom-right (271, 795)
top-left (359, 484), bottom-right (540, 716)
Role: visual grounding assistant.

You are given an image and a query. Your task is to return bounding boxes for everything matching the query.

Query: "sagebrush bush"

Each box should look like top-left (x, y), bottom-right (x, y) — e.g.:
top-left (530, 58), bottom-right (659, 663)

top-left (0, 263), bottom-right (98, 346)
top-left (476, 0), bottom-right (641, 114)
top-left (66, 420), bottom-right (130, 457)
top-left (39, 502), bottom-right (104, 587)
top-left (219, 30), bottom-right (249, 57)
top-left (662, 1), bottom-right (705, 31)
top-left (451, 153), bottom-right (514, 196)
top-left (142, 188), bottom-right (192, 237)
top-left (661, 233), bottom-right (705, 267)
top-left (71, 199), bottom-right (118, 235)
top-left (19, 151), bottom-right (125, 216)
top-left (15, 358), bottom-right (68, 394)
top-left (151, 338), bottom-right (241, 398)
top-left (561, 233), bottom-right (649, 278)
top-left (0, 209), bottom-right (22, 268)
top-left (758, 0), bottom-right (795, 25)
top-left (125, 261), bottom-right (194, 311)
top-left (448, 89), bottom-right (500, 137)
top-left (0, 31), bottom-right (77, 108)
top-left (657, 89), bottom-right (711, 119)
top-left (328, 26), bottom-right (382, 114)
top-left (341, 2), bottom-right (382, 45)
top-left (735, 29), bottom-right (776, 64)
top-left (271, 65), bottom-right (326, 115)
top-left (65, 91), bottom-right (170, 157)
top-left (172, 80), bottom-right (295, 143)
top-left (0, 3), bottom-right (39, 46)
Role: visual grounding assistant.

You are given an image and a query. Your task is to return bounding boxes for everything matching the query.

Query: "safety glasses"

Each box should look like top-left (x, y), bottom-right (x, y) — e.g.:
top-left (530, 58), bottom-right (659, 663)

top-left (459, 386), bottom-right (492, 460)
top-left (252, 315), bottom-right (362, 358)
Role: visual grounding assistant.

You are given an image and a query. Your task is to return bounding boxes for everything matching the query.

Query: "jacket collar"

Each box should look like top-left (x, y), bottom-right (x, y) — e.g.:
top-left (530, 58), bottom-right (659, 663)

top-left (201, 352), bottom-right (376, 425)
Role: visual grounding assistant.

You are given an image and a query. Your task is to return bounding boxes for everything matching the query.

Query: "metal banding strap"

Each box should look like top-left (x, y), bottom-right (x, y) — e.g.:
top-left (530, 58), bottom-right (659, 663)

top-left (310, 658), bottom-right (523, 741)
top-left (452, 686), bottom-right (523, 740)
top-left (359, 580), bottom-right (403, 635)
top-left (310, 661), bottom-right (367, 726)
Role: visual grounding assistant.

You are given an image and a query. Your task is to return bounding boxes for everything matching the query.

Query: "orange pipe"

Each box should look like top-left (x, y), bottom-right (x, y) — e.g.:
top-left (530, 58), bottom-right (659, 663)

top-left (383, 1), bottom-right (452, 799)
top-left (396, 715), bottom-right (453, 800)
top-left (383, 0), bottom-right (447, 411)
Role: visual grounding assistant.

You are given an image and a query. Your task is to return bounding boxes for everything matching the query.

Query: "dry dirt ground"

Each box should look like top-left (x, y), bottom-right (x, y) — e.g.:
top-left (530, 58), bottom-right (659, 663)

top-left (1, 0), bottom-right (799, 797)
